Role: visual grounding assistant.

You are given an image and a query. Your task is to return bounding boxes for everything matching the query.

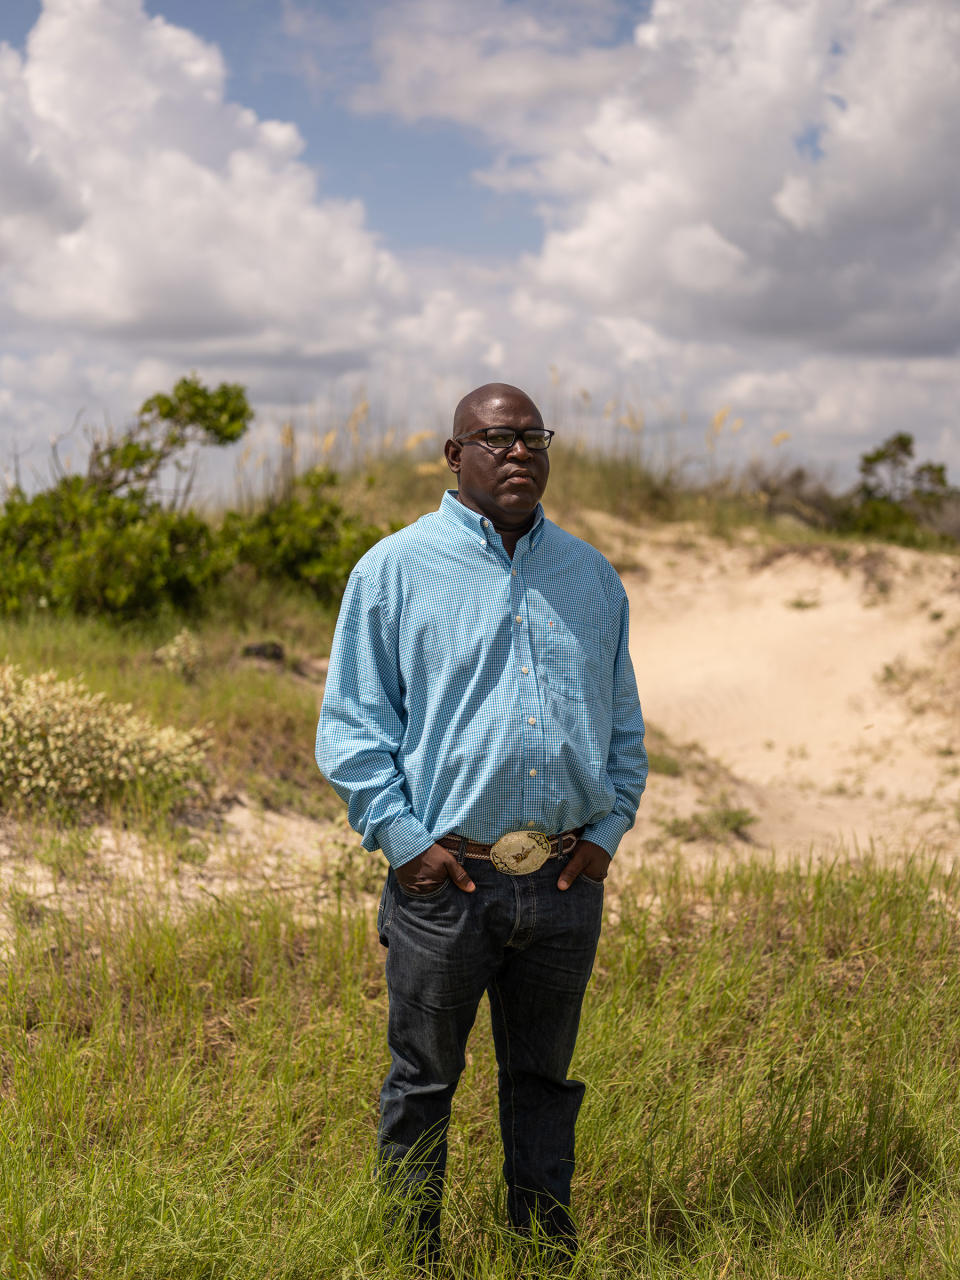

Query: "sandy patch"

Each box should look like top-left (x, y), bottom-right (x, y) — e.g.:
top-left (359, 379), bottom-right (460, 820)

top-left (579, 516), bottom-right (960, 866)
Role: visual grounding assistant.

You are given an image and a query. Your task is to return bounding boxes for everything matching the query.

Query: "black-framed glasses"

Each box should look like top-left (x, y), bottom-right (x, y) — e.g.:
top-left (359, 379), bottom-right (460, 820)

top-left (455, 427), bottom-right (554, 451)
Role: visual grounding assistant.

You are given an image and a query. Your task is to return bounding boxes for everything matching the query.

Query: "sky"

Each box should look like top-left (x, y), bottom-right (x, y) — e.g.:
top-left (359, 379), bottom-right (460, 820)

top-left (1, 0), bottom-right (959, 494)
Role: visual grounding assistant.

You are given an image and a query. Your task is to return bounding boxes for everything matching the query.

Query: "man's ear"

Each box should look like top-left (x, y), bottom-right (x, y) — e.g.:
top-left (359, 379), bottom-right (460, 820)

top-left (443, 438), bottom-right (461, 474)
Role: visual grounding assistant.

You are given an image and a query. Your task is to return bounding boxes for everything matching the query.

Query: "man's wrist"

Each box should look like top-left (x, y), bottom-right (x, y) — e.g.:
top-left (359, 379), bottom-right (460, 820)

top-left (391, 841), bottom-right (434, 870)
top-left (581, 814), bottom-right (632, 858)
top-left (377, 814), bottom-right (435, 868)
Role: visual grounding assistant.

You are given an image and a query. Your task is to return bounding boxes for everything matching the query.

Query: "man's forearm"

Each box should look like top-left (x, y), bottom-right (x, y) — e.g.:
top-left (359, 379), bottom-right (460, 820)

top-left (316, 722), bottom-right (434, 867)
top-left (317, 566), bottom-right (434, 866)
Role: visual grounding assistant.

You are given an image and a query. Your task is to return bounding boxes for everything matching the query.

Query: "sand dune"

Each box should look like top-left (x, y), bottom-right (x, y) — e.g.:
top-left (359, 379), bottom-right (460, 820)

top-left (580, 514), bottom-right (960, 865)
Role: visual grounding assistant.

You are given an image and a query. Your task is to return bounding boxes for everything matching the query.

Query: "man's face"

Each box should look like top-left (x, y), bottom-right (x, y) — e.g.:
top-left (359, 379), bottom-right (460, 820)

top-left (444, 388), bottom-right (550, 527)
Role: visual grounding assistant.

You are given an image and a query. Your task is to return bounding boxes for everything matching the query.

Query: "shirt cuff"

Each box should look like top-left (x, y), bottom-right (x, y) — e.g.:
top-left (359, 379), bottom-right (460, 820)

top-left (581, 812), bottom-right (633, 858)
top-left (374, 812), bottom-right (436, 869)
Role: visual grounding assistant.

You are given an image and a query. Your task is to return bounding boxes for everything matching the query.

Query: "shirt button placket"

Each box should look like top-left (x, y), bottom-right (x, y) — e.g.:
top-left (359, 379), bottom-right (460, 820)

top-left (513, 553), bottom-right (544, 832)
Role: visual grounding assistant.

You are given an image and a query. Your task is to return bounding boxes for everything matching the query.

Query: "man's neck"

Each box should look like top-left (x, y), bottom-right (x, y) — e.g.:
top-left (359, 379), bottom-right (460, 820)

top-left (455, 492), bottom-right (535, 559)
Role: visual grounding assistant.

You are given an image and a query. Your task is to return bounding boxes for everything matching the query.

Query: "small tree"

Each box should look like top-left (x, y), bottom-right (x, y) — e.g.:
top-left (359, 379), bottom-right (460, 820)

top-left (0, 377), bottom-right (252, 618)
top-left (0, 376), bottom-right (385, 620)
top-left (858, 432), bottom-right (952, 512)
top-left (86, 375), bottom-right (252, 509)
top-left (858, 432), bottom-right (915, 503)
top-left (849, 432), bottom-right (957, 546)
top-left (911, 461), bottom-right (950, 508)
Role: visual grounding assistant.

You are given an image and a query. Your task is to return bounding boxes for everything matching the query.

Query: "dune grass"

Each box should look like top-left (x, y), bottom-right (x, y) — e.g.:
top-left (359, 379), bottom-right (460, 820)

top-left (4, 852), bottom-right (960, 1277)
top-left (336, 442), bottom-right (680, 534)
top-left (337, 441), bottom-right (960, 561)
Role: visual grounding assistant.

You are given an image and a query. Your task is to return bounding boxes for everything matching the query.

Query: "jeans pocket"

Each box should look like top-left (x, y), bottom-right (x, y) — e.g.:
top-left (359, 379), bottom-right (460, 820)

top-left (377, 874), bottom-right (395, 944)
top-left (396, 877), bottom-right (453, 902)
top-left (556, 851), bottom-right (605, 890)
top-left (579, 872), bottom-right (607, 888)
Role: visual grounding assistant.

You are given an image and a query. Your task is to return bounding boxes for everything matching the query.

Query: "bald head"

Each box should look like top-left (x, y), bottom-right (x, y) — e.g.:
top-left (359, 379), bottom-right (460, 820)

top-left (453, 383), bottom-right (543, 439)
top-left (444, 382), bottom-right (549, 544)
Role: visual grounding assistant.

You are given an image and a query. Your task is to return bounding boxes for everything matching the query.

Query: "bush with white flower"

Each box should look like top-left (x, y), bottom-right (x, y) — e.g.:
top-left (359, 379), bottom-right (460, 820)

top-left (0, 663), bottom-right (208, 812)
top-left (153, 628), bottom-right (204, 681)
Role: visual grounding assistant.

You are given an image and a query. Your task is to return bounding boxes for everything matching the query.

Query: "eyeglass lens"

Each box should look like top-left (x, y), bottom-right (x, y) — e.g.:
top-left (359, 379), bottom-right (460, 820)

top-left (483, 429), bottom-right (552, 450)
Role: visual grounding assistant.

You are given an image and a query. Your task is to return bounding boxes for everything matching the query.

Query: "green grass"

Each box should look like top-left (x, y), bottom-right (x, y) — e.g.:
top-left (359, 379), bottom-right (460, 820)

top-left (647, 752), bottom-right (683, 778)
top-left (662, 802), bottom-right (758, 844)
top-left (4, 853), bottom-right (960, 1277)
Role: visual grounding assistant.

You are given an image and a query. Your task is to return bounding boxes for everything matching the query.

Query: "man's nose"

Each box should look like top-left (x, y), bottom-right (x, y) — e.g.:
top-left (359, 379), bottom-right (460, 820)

top-left (507, 434), bottom-right (531, 459)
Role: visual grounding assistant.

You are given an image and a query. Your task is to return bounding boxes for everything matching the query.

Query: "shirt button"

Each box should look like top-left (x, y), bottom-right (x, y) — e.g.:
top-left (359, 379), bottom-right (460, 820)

top-left (482, 519), bottom-right (488, 527)
top-left (515, 614), bottom-right (522, 623)
top-left (529, 768), bottom-right (537, 777)
top-left (527, 716), bottom-right (536, 725)
top-left (521, 666), bottom-right (529, 674)
top-left (511, 569), bottom-right (517, 576)
top-left (527, 820), bottom-right (536, 828)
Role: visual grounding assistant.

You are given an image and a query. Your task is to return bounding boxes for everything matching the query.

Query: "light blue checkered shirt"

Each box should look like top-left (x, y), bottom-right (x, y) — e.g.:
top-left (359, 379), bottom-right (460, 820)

top-left (316, 490), bottom-right (647, 868)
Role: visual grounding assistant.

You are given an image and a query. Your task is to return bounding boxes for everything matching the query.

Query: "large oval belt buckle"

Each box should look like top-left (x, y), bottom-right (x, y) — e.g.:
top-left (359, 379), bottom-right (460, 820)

top-left (490, 830), bottom-right (551, 876)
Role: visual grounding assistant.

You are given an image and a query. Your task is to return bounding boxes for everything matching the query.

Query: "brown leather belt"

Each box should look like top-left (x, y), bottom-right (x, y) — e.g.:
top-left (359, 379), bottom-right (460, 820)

top-left (437, 828), bottom-right (582, 862)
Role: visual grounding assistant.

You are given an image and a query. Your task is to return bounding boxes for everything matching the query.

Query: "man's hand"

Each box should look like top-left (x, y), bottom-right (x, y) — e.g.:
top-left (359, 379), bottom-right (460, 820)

top-left (557, 839), bottom-right (611, 891)
top-left (394, 843), bottom-right (476, 896)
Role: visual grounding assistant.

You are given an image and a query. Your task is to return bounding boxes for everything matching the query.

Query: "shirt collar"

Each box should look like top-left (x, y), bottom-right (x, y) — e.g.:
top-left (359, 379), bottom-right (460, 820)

top-left (439, 489), bottom-right (545, 551)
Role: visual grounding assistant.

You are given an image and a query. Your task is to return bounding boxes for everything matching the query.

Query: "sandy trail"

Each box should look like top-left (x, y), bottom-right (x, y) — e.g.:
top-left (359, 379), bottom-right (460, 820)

top-left (582, 514), bottom-right (960, 865)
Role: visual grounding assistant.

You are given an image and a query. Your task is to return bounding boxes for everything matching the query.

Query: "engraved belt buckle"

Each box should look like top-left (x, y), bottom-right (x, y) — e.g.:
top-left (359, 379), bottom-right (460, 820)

top-left (490, 830), bottom-right (551, 876)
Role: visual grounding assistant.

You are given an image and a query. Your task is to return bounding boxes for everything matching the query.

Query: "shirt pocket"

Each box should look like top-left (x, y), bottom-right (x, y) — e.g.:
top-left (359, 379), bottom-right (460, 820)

top-left (542, 620), bottom-right (603, 701)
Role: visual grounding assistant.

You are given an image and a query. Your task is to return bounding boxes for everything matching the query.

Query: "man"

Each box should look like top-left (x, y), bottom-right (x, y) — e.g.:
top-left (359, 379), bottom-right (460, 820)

top-left (316, 383), bottom-right (647, 1265)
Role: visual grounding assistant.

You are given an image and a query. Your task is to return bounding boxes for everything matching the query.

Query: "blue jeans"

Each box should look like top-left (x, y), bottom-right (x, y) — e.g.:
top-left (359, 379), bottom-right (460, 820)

top-left (376, 849), bottom-right (605, 1257)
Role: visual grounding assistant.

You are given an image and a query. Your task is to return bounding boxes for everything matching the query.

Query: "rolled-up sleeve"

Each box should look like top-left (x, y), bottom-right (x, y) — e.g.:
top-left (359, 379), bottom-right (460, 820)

top-left (582, 593), bottom-right (647, 857)
top-left (316, 569), bottom-right (433, 868)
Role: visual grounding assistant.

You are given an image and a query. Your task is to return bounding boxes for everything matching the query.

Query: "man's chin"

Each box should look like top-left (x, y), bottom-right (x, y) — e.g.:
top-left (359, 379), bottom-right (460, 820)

top-left (497, 485), bottom-right (543, 511)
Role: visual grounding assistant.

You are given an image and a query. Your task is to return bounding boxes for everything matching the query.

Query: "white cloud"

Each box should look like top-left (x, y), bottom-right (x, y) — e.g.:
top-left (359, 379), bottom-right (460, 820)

top-left (348, 0), bottom-right (960, 476)
top-left (663, 224), bottom-right (752, 294)
top-left (526, 1), bottom-right (960, 350)
top-left (355, 0), bottom-right (960, 356)
top-left (393, 289), bottom-right (489, 351)
top-left (2, 0), bottom-right (959, 490)
top-left (0, 0), bottom-right (417, 475)
top-left (12, 0), bottom-right (406, 343)
top-left (0, 44), bottom-right (82, 264)
top-left (351, 0), bottom-right (638, 154)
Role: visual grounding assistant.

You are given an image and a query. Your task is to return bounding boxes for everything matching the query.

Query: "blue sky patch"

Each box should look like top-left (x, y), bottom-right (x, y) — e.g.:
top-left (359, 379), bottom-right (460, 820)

top-left (794, 123), bottom-right (825, 162)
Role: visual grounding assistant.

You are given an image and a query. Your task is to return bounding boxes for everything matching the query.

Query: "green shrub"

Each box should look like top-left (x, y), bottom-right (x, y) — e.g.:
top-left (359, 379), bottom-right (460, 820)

top-left (222, 467), bottom-right (382, 605)
top-left (0, 377), bottom-right (250, 621)
top-left (837, 495), bottom-right (925, 544)
top-left (0, 379), bottom-right (384, 622)
top-left (0, 479), bottom-right (227, 618)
